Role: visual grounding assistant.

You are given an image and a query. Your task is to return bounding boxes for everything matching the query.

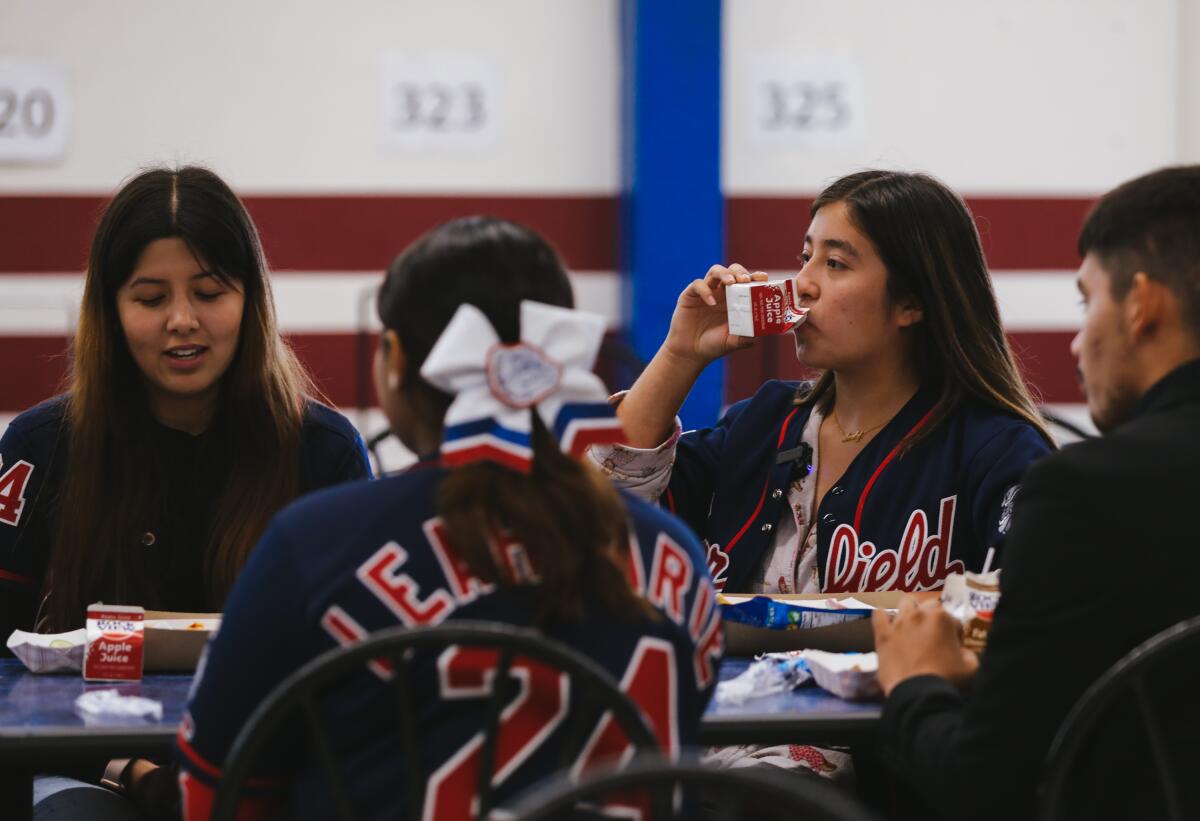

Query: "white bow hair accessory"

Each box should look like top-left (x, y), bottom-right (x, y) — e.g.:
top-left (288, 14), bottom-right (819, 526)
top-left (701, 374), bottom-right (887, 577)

top-left (419, 300), bottom-right (626, 473)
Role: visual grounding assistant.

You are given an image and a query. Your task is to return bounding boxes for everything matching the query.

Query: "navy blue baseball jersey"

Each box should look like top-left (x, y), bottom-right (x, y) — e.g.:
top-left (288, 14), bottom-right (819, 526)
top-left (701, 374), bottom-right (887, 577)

top-left (0, 395), bottom-right (371, 638)
top-left (664, 381), bottom-right (1052, 592)
top-left (177, 463), bottom-right (721, 821)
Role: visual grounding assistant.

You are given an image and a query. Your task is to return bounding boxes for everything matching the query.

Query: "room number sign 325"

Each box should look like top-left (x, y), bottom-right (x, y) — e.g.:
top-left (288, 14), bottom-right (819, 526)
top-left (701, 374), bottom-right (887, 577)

top-left (760, 81), bottom-right (850, 131)
top-left (745, 54), bottom-right (865, 148)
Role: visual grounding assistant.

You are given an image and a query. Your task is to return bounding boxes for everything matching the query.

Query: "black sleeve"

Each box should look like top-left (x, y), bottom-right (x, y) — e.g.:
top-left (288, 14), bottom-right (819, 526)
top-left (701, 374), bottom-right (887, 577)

top-left (877, 452), bottom-right (1121, 821)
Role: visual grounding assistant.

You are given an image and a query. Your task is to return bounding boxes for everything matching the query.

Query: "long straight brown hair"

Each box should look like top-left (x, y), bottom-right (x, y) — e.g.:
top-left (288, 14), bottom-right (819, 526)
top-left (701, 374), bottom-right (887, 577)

top-left (377, 216), bottom-right (649, 622)
top-left (46, 166), bottom-right (313, 630)
top-left (799, 170), bottom-right (1054, 448)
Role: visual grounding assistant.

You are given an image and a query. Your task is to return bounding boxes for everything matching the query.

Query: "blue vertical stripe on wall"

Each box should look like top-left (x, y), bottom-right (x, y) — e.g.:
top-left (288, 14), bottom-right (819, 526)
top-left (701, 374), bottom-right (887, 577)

top-left (620, 0), bottom-right (724, 430)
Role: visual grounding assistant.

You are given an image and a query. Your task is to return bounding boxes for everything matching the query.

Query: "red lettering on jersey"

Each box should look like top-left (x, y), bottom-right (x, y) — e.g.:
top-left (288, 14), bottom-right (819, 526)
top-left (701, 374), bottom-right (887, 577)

top-left (825, 496), bottom-right (965, 592)
top-left (572, 637), bottom-right (680, 780)
top-left (693, 605), bottom-right (723, 689)
top-left (424, 518), bottom-right (495, 604)
top-left (424, 647), bottom-right (569, 821)
top-left (486, 525), bottom-right (540, 584)
top-left (180, 769), bottom-right (278, 821)
top-left (319, 605), bottom-right (393, 680)
top-left (0, 459), bottom-right (34, 527)
top-left (688, 582), bottom-right (722, 688)
top-left (357, 541), bottom-right (454, 627)
top-left (916, 496), bottom-right (963, 589)
top-left (626, 531), bottom-right (645, 594)
top-left (648, 535), bottom-right (692, 624)
top-left (704, 541), bottom-right (730, 591)
top-left (687, 580), bottom-right (713, 642)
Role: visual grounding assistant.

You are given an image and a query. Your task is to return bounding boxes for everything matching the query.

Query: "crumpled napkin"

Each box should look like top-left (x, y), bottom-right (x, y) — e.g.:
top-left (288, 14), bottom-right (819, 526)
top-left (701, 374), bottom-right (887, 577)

top-left (715, 652), bottom-right (813, 706)
top-left (6, 629), bottom-right (86, 673)
top-left (74, 689), bottom-right (163, 724)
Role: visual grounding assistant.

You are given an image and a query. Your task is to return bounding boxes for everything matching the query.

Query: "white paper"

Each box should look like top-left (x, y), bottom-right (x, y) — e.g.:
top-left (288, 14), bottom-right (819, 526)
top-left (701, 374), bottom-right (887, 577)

top-left (6, 628), bottom-right (86, 673)
top-left (804, 650), bottom-right (881, 700)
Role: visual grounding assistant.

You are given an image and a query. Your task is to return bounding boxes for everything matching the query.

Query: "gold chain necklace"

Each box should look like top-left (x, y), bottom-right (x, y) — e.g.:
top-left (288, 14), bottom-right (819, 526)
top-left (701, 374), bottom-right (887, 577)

top-left (831, 409), bottom-right (887, 443)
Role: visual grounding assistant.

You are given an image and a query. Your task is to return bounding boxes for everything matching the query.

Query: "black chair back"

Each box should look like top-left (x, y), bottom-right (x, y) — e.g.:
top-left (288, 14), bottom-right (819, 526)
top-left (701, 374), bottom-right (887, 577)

top-left (508, 753), bottom-right (881, 821)
top-left (1039, 614), bottom-right (1200, 821)
top-left (211, 621), bottom-right (660, 821)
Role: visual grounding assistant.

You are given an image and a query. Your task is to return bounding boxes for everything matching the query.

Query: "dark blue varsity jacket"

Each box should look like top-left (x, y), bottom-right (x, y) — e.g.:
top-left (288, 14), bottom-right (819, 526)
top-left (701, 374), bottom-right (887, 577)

top-left (664, 380), bottom-right (1052, 593)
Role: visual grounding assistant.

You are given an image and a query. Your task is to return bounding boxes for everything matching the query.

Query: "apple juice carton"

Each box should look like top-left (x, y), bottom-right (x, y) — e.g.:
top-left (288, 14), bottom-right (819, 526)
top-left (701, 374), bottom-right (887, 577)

top-left (726, 280), bottom-right (809, 337)
top-left (83, 604), bottom-right (145, 681)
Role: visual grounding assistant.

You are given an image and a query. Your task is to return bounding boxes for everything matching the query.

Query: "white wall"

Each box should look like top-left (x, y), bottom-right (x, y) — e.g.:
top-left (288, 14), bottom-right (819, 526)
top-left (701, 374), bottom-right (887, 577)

top-left (0, 0), bottom-right (620, 193)
top-left (1182, 0), bottom-right (1200, 161)
top-left (724, 0), bottom-right (1179, 195)
top-left (5, 0), bottom-right (1200, 450)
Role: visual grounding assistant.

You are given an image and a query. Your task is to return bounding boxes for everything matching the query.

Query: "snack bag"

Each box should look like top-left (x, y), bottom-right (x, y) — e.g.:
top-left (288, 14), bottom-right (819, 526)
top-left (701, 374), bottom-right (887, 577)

top-left (726, 280), bottom-right (809, 337)
top-left (719, 595), bottom-right (874, 630)
top-left (83, 604), bottom-right (145, 682)
top-left (941, 570), bottom-right (1001, 654)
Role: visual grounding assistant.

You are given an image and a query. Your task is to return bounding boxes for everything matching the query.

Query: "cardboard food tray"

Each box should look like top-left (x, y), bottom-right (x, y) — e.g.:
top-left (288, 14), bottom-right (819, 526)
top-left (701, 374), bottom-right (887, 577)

top-left (143, 610), bottom-right (221, 672)
top-left (722, 592), bottom-right (904, 656)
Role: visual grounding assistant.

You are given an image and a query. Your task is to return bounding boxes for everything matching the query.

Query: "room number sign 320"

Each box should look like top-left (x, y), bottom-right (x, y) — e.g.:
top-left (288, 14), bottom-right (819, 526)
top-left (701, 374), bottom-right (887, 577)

top-left (0, 60), bottom-right (71, 163)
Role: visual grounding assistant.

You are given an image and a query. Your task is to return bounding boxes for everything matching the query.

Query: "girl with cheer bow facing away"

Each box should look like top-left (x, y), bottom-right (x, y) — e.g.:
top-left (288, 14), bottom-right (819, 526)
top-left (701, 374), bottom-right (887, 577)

top-left (590, 169), bottom-right (1054, 777)
top-left (177, 217), bottom-right (722, 820)
top-left (0, 167), bottom-right (370, 817)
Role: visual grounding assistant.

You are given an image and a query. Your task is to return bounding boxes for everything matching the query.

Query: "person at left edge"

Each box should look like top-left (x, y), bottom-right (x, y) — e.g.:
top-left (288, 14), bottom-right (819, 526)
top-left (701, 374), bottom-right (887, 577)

top-left (0, 167), bottom-right (371, 809)
top-left (0, 166), bottom-right (371, 639)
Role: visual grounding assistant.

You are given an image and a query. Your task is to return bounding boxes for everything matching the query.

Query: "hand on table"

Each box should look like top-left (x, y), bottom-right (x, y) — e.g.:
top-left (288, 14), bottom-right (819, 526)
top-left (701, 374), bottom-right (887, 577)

top-left (872, 596), bottom-right (979, 696)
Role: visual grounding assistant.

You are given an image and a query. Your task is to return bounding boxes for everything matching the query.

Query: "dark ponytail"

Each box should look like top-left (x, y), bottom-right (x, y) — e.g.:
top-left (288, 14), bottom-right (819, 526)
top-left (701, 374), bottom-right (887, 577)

top-left (378, 216), bottom-right (651, 622)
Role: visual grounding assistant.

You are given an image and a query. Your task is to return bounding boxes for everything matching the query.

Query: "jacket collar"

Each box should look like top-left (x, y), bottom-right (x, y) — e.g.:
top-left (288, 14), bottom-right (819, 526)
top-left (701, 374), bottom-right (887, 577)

top-left (1132, 357), bottom-right (1200, 420)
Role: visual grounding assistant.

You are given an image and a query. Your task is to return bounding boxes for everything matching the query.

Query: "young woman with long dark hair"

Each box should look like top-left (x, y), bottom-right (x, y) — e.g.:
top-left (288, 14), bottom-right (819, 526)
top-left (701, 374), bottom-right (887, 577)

top-left (0, 166), bottom-right (370, 638)
top-left (176, 217), bottom-right (721, 819)
top-left (591, 169), bottom-right (1054, 776)
top-left (0, 167), bottom-right (371, 816)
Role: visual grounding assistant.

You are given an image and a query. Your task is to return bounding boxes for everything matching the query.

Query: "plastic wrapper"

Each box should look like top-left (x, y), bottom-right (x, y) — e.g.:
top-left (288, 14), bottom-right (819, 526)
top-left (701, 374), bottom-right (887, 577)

top-left (6, 629), bottom-right (87, 673)
top-left (803, 650), bottom-right (881, 701)
top-left (74, 688), bottom-right (163, 724)
top-left (941, 569), bottom-right (1001, 654)
top-left (726, 281), bottom-right (809, 337)
top-left (720, 595), bottom-right (875, 631)
top-left (715, 652), bottom-right (812, 706)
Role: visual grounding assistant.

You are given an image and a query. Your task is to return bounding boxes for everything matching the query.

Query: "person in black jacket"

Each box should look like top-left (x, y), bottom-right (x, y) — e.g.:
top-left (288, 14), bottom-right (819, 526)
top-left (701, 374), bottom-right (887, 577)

top-left (873, 165), bottom-right (1200, 820)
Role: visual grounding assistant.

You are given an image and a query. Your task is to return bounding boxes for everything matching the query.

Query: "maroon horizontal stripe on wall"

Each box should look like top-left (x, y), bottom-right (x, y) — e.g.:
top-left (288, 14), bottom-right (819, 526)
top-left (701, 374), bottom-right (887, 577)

top-left (726, 196), bottom-right (1096, 272)
top-left (722, 330), bottom-right (1083, 408)
top-left (0, 195), bottom-right (619, 274)
top-left (3, 194), bottom-right (1095, 275)
top-left (1, 330), bottom-right (635, 415)
top-left (2, 333), bottom-right (381, 416)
